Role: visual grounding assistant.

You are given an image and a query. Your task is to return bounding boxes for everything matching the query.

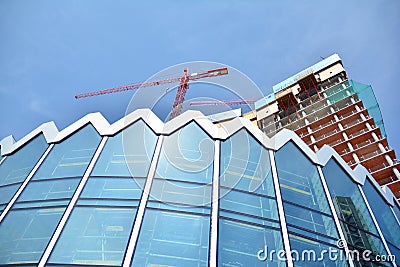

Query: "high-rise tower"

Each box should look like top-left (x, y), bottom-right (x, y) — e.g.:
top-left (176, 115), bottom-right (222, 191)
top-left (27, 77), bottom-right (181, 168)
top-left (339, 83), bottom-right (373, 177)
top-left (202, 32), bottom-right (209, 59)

top-left (249, 54), bottom-right (400, 200)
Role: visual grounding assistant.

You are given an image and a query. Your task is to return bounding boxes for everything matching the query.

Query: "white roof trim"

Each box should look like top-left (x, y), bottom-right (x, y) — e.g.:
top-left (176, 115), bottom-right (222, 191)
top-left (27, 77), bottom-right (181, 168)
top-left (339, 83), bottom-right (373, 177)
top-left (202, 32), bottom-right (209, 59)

top-left (52, 112), bottom-right (109, 143)
top-left (271, 128), bottom-right (319, 164)
top-left (0, 135), bottom-right (16, 155)
top-left (1, 108), bottom-right (397, 206)
top-left (162, 110), bottom-right (220, 138)
top-left (1, 122), bottom-right (58, 155)
top-left (317, 144), bottom-right (363, 184)
top-left (104, 109), bottom-right (164, 136)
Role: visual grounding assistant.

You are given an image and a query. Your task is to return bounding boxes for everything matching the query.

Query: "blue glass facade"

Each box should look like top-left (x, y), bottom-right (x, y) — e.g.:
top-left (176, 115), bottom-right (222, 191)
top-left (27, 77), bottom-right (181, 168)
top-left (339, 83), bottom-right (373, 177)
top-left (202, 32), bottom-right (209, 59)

top-left (0, 112), bottom-right (399, 267)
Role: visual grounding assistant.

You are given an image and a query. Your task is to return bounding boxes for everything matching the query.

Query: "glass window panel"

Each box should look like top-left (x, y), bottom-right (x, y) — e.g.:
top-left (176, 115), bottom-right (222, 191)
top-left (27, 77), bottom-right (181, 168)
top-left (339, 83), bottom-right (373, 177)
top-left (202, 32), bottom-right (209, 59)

top-left (284, 202), bottom-right (338, 241)
top-left (220, 189), bottom-right (278, 221)
top-left (361, 179), bottom-right (400, 262)
top-left (155, 122), bottom-right (214, 184)
top-left (33, 125), bottom-right (101, 180)
top-left (81, 177), bottom-right (145, 199)
top-left (322, 159), bottom-right (389, 259)
top-left (288, 234), bottom-right (348, 267)
top-left (0, 183), bottom-right (21, 205)
top-left (147, 201), bottom-right (210, 215)
top-left (275, 141), bottom-right (331, 214)
top-left (17, 178), bottom-right (80, 202)
top-left (0, 204), bottom-right (6, 213)
top-left (49, 207), bottom-right (136, 266)
top-left (0, 207), bottom-right (65, 264)
top-left (91, 120), bottom-right (158, 177)
top-left (219, 210), bottom-right (280, 229)
top-left (12, 199), bottom-right (69, 209)
top-left (150, 179), bottom-right (212, 207)
top-left (77, 199), bottom-right (139, 207)
top-left (220, 130), bottom-right (275, 197)
top-left (218, 218), bottom-right (285, 267)
top-left (49, 207), bottom-right (136, 265)
top-left (0, 134), bottom-right (48, 186)
top-left (132, 209), bottom-right (210, 267)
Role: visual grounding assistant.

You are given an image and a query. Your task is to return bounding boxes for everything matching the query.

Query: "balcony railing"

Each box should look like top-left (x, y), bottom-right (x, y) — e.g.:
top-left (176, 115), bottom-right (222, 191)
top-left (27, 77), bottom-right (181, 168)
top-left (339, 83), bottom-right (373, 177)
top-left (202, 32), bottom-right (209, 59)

top-left (329, 138), bottom-right (344, 147)
top-left (359, 149), bottom-right (383, 161)
top-left (314, 129), bottom-right (340, 142)
top-left (378, 175), bottom-right (398, 185)
top-left (348, 125), bottom-right (377, 139)
top-left (354, 138), bottom-right (374, 149)
top-left (343, 118), bottom-right (362, 129)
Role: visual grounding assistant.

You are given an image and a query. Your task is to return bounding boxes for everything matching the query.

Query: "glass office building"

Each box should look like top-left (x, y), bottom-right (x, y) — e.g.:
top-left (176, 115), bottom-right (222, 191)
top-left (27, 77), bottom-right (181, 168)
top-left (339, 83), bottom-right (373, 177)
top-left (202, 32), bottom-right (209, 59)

top-left (0, 109), bottom-right (399, 267)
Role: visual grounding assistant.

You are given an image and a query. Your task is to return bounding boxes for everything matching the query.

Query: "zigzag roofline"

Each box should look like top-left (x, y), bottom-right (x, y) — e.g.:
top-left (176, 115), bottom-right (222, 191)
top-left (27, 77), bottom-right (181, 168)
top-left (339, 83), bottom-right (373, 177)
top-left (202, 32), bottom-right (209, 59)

top-left (0, 108), bottom-right (397, 206)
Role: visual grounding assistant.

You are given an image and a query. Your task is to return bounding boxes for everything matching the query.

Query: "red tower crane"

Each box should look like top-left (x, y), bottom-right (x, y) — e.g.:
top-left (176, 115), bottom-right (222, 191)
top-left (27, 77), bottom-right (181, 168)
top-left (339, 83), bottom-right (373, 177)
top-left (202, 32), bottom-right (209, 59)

top-left (75, 67), bottom-right (228, 120)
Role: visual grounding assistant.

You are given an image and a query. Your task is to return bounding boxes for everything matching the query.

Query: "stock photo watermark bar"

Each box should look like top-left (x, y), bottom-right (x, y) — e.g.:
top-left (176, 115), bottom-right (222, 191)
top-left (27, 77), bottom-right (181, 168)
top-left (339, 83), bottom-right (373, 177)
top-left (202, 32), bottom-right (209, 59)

top-left (257, 239), bottom-right (396, 263)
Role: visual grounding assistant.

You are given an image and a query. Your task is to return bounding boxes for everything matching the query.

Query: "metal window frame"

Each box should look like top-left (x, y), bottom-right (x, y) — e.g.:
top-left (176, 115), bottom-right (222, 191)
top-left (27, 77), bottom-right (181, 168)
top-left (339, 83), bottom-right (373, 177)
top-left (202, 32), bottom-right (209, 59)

top-left (0, 144), bottom-right (54, 223)
top-left (0, 155), bottom-right (6, 165)
top-left (38, 136), bottom-right (108, 267)
top-left (317, 165), bottom-right (355, 267)
top-left (358, 184), bottom-right (397, 267)
top-left (209, 140), bottom-right (220, 267)
top-left (122, 135), bottom-right (164, 267)
top-left (269, 149), bottom-right (294, 267)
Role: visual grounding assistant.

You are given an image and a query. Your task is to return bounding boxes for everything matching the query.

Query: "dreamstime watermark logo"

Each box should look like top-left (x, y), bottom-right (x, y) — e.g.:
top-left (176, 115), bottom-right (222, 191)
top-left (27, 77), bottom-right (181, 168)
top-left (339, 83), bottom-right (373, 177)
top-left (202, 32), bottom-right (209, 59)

top-left (120, 61), bottom-right (270, 206)
top-left (257, 239), bottom-right (396, 263)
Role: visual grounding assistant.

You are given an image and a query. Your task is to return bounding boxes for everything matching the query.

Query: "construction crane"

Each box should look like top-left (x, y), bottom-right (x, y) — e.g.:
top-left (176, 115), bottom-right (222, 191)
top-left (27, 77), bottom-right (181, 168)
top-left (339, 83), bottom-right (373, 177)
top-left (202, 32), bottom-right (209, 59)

top-left (190, 99), bottom-right (256, 107)
top-left (75, 67), bottom-right (229, 120)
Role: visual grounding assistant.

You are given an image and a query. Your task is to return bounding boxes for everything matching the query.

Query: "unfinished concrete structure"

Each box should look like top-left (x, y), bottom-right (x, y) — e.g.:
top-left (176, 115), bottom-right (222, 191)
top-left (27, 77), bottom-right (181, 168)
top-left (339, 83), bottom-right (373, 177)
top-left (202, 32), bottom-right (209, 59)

top-left (251, 54), bottom-right (400, 200)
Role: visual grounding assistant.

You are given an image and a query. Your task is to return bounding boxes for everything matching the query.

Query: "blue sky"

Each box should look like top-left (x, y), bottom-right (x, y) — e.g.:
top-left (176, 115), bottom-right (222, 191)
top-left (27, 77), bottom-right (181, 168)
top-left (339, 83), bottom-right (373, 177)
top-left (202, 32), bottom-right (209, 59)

top-left (1, 0), bottom-right (399, 152)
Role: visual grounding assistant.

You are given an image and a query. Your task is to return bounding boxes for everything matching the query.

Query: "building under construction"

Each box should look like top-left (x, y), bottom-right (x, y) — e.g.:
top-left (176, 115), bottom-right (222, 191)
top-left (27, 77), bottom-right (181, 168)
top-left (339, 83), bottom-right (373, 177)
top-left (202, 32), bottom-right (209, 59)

top-left (245, 54), bottom-right (400, 201)
top-left (0, 54), bottom-right (399, 266)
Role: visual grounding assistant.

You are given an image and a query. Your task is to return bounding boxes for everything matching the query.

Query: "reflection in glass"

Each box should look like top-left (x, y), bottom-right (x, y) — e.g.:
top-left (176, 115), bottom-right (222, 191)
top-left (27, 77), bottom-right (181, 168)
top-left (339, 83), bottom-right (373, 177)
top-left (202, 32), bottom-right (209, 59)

top-left (361, 179), bottom-right (400, 266)
top-left (275, 141), bottom-right (339, 241)
top-left (323, 159), bottom-right (390, 266)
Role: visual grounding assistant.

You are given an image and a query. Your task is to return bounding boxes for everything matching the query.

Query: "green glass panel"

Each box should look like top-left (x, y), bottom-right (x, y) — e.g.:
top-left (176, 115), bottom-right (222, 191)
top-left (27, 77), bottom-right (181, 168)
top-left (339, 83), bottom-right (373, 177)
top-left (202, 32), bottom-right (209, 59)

top-left (49, 207), bottom-right (136, 266)
top-left (91, 120), bottom-right (157, 177)
top-left (322, 159), bottom-right (389, 261)
top-left (32, 125), bottom-right (101, 180)
top-left (275, 142), bottom-right (339, 241)
top-left (0, 134), bottom-right (48, 186)
top-left (0, 207), bottom-right (65, 264)
top-left (154, 122), bottom-right (214, 184)
top-left (218, 218), bottom-right (284, 267)
top-left (220, 129), bottom-right (275, 197)
top-left (361, 179), bottom-right (400, 265)
top-left (132, 209), bottom-right (210, 267)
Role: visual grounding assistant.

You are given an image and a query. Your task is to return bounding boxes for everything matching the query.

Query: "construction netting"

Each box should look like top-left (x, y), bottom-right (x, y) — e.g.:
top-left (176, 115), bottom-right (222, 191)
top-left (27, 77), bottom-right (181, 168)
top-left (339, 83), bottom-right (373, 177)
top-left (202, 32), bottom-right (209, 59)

top-left (325, 80), bottom-right (386, 137)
